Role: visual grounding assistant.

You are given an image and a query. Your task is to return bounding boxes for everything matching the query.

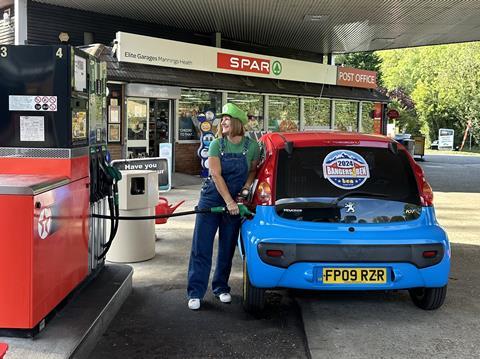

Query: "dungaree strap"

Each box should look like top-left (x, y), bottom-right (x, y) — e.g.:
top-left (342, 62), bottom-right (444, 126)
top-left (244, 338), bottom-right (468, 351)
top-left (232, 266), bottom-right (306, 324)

top-left (242, 137), bottom-right (250, 155)
top-left (220, 137), bottom-right (226, 156)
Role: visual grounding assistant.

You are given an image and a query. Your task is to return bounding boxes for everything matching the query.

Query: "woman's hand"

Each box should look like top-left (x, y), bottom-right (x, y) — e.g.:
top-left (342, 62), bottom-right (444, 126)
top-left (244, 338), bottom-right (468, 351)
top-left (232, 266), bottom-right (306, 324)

top-left (226, 200), bottom-right (239, 215)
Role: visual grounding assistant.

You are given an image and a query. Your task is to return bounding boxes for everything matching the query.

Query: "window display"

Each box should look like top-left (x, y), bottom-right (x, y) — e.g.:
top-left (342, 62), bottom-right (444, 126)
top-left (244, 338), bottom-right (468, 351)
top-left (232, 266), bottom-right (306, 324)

top-left (227, 93), bottom-right (264, 131)
top-left (361, 102), bottom-right (375, 133)
top-left (178, 90), bottom-right (221, 141)
top-left (108, 123), bottom-right (121, 142)
top-left (127, 98), bottom-right (148, 140)
top-left (334, 100), bottom-right (358, 132)
top-left (268, 96), bottom-right (299, 132)
top-left (304, 98), bottom-right (330, 130)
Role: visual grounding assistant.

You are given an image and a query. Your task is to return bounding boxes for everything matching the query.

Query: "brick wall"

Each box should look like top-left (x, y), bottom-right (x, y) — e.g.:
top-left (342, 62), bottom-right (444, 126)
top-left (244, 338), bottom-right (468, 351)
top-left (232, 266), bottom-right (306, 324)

top-left (108, 143), bottom-right (123, 160)
top-left (175, 143), bottom-right (201, 175)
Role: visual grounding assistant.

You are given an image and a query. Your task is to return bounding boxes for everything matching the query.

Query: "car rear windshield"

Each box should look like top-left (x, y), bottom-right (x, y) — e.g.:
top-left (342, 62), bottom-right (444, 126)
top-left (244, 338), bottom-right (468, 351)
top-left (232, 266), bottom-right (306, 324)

top-left (275, 146), bottom-right (421, 223)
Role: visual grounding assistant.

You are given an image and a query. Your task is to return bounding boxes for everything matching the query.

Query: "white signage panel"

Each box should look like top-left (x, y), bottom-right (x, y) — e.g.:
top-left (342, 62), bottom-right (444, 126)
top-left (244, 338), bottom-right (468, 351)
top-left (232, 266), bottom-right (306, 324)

top-left (116, 32), bottom-right (337, 86)
top-left (438, 128), bottom-right (454, 150)
top-left (20, 116), bottom-right (45, 142)
top-left (9, 95), bottom-right (58, 112)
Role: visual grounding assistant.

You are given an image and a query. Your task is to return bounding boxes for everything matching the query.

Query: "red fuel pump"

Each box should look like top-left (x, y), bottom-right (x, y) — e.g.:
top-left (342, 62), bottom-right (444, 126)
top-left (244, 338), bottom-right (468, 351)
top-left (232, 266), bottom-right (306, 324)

top-left (0, 45), bottom-right (111, 334)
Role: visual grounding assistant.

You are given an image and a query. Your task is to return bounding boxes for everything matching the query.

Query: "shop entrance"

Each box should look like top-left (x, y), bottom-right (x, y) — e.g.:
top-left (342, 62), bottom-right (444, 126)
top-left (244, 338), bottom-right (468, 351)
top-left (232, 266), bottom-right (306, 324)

top-left (148, 99), bottom-right (171, 157)
top-left (126, 97), bottom-right (173, 158)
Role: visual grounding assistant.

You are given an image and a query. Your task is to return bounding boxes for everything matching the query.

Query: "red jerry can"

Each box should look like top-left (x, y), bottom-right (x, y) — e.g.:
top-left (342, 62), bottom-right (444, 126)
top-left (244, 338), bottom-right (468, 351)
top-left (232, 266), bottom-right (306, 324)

top-left (155, 197), bottom-right (185, 224)
top-left (0, 343), bottom-right (8, 359)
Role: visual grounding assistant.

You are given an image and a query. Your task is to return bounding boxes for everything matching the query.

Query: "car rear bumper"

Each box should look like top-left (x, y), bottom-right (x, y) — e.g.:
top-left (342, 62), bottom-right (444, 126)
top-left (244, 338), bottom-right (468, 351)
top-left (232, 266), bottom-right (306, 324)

top-left (257, 243), bottom-right (444, 269)
top-left (247, 251), bottom-right (450, 290)
top-left (241, 206), bottom-right (450, 290)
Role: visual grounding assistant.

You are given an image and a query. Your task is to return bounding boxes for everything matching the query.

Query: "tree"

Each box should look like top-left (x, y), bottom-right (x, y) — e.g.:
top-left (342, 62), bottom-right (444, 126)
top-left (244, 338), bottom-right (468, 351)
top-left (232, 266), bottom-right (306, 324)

top-left (378, 43), bottom-right (480, 146)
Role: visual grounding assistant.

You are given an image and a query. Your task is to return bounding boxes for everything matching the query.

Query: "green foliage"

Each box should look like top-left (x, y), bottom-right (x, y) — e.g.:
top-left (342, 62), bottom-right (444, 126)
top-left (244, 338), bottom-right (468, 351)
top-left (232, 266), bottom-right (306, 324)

top-left (377, 43), bottom-right (480, 146)
top-left (388, 99), bottom-right (422, 135)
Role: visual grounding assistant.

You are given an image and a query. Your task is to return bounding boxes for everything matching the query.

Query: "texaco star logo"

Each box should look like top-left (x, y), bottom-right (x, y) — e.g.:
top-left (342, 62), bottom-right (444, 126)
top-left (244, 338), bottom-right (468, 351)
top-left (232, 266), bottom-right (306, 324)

top-left (38, 208), bottom-right (52, 239)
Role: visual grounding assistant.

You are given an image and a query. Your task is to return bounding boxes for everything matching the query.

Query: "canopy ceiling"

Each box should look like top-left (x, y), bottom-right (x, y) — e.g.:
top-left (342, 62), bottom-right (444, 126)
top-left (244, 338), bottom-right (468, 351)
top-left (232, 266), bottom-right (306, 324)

top-left (34, 0), bottom-right (480, 54)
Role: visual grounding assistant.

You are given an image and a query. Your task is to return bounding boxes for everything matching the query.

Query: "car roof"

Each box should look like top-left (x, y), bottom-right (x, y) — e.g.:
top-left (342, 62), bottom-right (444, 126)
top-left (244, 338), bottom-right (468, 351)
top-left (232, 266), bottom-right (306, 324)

top-left (261, 131), bottom-right (393, 150)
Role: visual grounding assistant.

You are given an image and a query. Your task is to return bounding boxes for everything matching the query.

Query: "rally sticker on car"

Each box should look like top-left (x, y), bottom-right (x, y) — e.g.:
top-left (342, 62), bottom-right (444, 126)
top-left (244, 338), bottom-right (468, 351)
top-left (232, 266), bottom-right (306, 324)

top-left (323, 150), bottom-right (370, 189)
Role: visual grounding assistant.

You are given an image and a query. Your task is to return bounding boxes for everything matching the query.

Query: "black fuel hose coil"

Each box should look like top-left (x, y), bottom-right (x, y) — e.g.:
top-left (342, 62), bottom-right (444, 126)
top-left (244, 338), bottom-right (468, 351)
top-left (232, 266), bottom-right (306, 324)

top-left (93, 204), bottom-right (254, 260)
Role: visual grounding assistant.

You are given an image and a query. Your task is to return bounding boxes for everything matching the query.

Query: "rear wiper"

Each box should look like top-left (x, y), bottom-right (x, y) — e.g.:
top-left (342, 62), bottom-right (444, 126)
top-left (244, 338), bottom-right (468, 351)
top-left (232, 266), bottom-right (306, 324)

top-left (277, 201), bottom-right (340, 209)
top-left (331, 191), bottom-right (388, 205)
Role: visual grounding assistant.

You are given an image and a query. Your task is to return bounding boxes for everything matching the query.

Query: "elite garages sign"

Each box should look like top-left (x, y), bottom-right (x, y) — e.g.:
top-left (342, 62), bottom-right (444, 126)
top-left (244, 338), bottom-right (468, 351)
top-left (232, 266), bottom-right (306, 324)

top-left (115, 32), bottom-right (337, 85)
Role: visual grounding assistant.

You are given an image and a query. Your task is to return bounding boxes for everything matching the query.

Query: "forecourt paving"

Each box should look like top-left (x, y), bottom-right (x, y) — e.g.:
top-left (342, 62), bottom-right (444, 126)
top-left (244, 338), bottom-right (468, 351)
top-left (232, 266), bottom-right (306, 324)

top-left (93, 154), bottom-right (480, 359)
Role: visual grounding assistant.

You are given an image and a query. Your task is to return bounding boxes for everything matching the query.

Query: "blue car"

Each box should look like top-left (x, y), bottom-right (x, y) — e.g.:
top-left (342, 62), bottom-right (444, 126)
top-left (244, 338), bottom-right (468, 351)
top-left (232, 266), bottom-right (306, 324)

top-left (240, 132), bottom-right (450, 313)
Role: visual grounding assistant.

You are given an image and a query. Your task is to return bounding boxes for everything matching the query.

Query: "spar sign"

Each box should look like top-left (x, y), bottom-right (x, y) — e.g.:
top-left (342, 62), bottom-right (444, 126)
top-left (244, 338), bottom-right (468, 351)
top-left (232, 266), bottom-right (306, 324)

top-left (115, 32), bottom-right (337, 85)
top-left (323, 150), bottom-right (370, 190)
top-left (217, 52), bottom-right (282, 76)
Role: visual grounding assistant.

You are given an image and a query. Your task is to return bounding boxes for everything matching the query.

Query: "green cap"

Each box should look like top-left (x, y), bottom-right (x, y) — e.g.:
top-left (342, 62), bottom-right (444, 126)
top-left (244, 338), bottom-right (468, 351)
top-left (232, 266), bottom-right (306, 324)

top-left (219, 103), bottom-right (248, 125)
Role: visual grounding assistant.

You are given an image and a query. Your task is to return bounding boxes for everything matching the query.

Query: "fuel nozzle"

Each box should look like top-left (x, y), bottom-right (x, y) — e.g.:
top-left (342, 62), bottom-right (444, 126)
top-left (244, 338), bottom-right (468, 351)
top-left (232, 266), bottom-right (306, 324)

top-left (238, 203), bottom-right (254, 219)
top-left (210, 204), bottom-right (254, 219)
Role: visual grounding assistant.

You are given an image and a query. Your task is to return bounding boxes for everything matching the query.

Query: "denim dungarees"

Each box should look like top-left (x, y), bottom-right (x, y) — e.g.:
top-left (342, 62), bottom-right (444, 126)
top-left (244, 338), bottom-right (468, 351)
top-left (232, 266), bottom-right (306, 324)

top-left (187, 137), bottom-right (250, 299)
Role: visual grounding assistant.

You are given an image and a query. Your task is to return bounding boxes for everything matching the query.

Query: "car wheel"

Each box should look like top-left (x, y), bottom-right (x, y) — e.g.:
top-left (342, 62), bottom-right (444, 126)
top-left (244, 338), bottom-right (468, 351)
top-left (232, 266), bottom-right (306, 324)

top-left (408, 285), bottom-right (447, 310)
top-left (242, 259), bottom-right (265, 314)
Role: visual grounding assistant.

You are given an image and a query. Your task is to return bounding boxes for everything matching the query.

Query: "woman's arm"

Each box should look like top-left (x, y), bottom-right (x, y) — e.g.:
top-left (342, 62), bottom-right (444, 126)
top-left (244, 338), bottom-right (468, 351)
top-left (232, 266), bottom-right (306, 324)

top-left (209, 156), bottom-right (239, 214)
top-left (243, 160), bottom-right (258, 190)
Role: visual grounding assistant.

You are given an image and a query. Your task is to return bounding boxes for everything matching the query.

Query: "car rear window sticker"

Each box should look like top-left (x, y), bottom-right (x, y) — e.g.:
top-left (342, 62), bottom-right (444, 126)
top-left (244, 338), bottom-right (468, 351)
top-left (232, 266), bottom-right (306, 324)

top-left (322, 149), bottom-right (370, 190)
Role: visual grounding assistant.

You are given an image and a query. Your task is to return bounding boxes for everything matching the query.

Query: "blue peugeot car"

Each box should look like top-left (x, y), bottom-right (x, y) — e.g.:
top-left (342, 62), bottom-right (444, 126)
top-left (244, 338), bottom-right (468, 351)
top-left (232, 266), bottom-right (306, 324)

top-left (240, 132), bottom-right (450, 313)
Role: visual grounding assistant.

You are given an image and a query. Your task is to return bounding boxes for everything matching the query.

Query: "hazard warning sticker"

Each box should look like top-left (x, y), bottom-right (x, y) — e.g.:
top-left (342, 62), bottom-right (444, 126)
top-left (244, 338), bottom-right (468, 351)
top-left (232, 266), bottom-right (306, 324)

top-left (322, 150), bottom-right (370, 190)
top-left (38, 207), bottom-right (52, 239)
top-left (9, 95), bottom-right (58, 112)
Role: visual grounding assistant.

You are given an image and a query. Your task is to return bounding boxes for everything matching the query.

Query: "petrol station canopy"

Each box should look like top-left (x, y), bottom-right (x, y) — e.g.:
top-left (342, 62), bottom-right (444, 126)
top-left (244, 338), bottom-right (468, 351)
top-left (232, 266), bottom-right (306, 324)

top-left (24, 0), bottom-right (480, 53)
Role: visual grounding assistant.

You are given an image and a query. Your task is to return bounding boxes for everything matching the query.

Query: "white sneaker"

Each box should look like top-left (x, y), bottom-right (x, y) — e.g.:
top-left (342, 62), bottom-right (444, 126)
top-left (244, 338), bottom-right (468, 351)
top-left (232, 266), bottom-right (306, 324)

top-left (188, 298), bottom-right (200, 310)
top-left (218, 293), bottom-right (232, 303)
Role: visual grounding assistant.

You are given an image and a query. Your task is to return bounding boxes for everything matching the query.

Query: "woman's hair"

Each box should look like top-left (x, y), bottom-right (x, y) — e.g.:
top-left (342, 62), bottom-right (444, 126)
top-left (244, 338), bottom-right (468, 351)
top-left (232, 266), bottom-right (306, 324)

top-left (216, 116), bottom-right (245, 138)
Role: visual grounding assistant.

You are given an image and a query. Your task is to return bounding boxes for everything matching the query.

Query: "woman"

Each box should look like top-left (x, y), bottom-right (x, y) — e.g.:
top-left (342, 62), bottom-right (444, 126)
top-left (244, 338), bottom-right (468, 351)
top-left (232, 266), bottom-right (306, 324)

top-left (187, 103), bottom-right (260, 310)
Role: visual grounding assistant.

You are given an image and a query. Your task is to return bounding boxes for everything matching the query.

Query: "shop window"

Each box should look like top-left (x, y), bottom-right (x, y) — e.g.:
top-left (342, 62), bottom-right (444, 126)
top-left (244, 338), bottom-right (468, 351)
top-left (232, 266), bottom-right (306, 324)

top-left (361, 102), bottom-right (375, 134)
top-left (334, 100), bottom-right (358, 132)
top-left (107, 84), bottom-right (122, 144)
top-left (227, 93), bottom-right (264, 131)
top-left (178, 90), bottom-right (221, 141)
top-left (304, 98), bottom-right (331, 130)
top-left (126, 98), bottom-right (148, 141)
top-left (268, 96), bottom-right (299, 132)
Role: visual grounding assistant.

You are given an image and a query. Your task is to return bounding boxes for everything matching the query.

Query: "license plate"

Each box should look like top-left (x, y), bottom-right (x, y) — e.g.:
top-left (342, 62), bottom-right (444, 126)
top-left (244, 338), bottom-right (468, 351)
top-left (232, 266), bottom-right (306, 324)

top-left (321, 267), bottom-right (387, 284)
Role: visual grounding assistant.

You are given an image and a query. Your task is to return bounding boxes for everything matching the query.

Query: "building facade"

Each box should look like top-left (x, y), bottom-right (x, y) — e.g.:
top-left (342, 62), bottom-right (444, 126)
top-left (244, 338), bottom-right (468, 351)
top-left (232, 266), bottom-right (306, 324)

top-left (3, 1), bottom-right (388, 174)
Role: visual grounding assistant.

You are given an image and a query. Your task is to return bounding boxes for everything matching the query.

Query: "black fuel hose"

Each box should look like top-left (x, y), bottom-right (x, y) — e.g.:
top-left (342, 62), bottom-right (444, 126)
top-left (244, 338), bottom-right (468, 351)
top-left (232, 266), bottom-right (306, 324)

top-left (91, 209), bottom-right (212, 220)
top-left (93, 204), bottom-right (254, 260)
top-left (96, 196), bottom-right (119, 260)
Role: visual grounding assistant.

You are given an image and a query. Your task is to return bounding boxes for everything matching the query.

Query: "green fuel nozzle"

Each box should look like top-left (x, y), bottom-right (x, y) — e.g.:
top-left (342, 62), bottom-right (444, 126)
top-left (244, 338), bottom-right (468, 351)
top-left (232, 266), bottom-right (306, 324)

top-left (210, 204), bottom-right (254, 218)
top-left (210, 206), bottom-right (226, 214)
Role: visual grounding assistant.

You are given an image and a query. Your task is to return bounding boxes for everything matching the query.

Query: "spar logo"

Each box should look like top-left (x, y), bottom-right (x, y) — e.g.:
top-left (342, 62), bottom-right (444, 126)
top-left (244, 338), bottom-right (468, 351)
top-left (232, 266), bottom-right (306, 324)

top-left (217, 52), bottom-right (282, 75)
top-left (323, 150), bottom-right (370, 190)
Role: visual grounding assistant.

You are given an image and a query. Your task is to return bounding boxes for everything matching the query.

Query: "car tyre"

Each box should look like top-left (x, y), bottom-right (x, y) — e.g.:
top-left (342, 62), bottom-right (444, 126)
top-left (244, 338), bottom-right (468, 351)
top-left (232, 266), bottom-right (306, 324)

top-left (242, 259), bottom-right (265, 314)
top-left (409, 285), bottom-right (447, 310)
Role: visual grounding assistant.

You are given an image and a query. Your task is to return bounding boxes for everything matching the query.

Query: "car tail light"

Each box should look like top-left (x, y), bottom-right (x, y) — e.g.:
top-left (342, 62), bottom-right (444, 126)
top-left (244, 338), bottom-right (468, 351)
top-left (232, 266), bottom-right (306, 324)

top-left (420, 181), bottom-right (434, 206)
top-left (253, 150), bottom-right (276, 206)
top-left (412, 162), bottom-right (434, 206)
top-left (266, 249), bottom-right (283, 257)
top-left (257, 182), bottom-right (272, 205)
top-left (423, 250), bottom-right (437, 258)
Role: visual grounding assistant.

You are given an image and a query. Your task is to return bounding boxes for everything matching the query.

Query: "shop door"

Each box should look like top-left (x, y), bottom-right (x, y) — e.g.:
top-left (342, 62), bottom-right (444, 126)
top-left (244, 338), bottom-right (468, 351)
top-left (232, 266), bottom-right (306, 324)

top-left (148, 99), bottom-right (172, 157)
top-left (126, 97), bottom-right (149, 158)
